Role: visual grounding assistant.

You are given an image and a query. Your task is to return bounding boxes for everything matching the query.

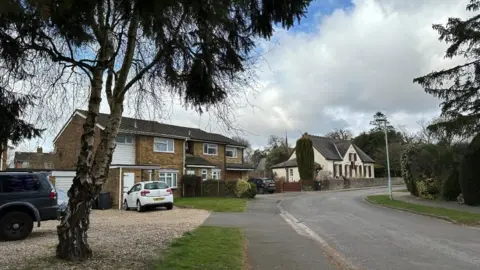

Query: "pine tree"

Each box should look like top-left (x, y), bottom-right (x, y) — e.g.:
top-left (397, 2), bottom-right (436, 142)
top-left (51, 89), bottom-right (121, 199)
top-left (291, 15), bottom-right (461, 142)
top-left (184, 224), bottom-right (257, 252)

top-left (0, 87), bottom-right (43, 156)
top-left (413, 1), bottom-right (480, 137)
top-left (296, 133), bottom-right (314, 180)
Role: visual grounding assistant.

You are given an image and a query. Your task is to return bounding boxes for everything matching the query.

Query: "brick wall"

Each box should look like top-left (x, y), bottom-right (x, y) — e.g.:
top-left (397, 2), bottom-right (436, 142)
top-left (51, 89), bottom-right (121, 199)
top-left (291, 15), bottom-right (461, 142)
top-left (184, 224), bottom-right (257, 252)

top-left (321, 177), bottom-right (405, 190)
top-left (135, 136), bottom-right (184, 170)
top-left (193, 142), bottom-right (226, 169)
top-left (226, 147), bottom-right (243, 164)
top-left (54, 114), bottom-right (102, 169)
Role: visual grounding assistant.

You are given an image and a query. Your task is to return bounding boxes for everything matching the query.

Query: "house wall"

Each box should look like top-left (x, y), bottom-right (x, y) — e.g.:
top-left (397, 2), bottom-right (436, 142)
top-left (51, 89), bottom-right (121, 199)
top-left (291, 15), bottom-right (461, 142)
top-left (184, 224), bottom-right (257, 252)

top-left (53, 114), bottom-right (102, 169)
top-left (103, 168), bottom-right (143, 209)
top-left (332, 145), bottom-right (374, 178)
top-left (225, 146), bottom-right (243, 164)
top-left (272, 167), bottom-right (300, 182)
top-left (193, 142), bottom-right (226, 169)
top-left (135, 136), bottom-right (184, 171)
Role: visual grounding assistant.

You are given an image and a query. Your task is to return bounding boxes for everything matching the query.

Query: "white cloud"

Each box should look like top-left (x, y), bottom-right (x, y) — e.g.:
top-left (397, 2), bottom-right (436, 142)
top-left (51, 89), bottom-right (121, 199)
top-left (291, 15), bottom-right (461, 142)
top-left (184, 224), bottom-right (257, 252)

top-left (18, 0), bottom-right (473, 153)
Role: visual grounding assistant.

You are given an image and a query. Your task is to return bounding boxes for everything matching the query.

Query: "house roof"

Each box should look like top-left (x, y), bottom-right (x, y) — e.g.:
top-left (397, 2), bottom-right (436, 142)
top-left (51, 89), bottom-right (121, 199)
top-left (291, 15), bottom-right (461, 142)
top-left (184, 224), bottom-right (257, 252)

top-left (309, 135), bottom-right (375, 163)
top-left (185, 155), bottom-right (216, 167)
top-left (255, 157), bottom-right (266, 171)
top-left (226, 163), bottom-right (255, 170)
top-left (14, 151), bottom-right (55, 168)
top-left (271, 158), bottom-right (321, 169)
top-left (54, 110), bottom-right (244, 146)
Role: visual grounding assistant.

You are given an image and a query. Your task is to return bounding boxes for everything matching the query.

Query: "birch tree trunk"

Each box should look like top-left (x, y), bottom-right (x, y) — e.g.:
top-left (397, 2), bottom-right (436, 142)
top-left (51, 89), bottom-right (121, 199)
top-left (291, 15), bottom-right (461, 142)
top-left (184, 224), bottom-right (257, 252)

top-left (56, 69), bottom-right (104, 261)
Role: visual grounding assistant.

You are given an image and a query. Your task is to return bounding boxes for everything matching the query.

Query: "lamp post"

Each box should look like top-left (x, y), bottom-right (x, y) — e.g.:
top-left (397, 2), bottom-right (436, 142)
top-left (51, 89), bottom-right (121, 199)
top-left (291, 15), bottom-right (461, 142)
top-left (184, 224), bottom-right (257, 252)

top-left (371, 116), bottom-right (392, 200)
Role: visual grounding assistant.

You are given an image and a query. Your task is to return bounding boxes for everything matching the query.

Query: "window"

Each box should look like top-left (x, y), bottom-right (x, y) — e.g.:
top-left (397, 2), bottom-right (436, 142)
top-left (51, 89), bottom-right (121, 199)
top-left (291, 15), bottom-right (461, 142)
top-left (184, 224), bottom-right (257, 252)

top-left (144, 182), bottom-right (169, 190)
top-left (201, 169), bottom-right (208, 180)
top-left (133, 184), bottom-right (142, 192)
top-left (115, 135), bottom-right (133, 144)
top-left (226, 147), bottom-right (237, 158)
top-left (186, 170), bottom-right (195, 175)
top-left (212, 169), bottom-right (221, 180)
top-left (354, 153), bottom-right (357, 161)
top-left (159, 172), bottom-right (177, 188)
top-left (203, 143), bottom-right (218, 155)
top-left (0, 174), bottom-right (41, 193)
top-left (289, 169), bottom-right (293, 177)
top-left (154, 137), bottom-right (174, 153)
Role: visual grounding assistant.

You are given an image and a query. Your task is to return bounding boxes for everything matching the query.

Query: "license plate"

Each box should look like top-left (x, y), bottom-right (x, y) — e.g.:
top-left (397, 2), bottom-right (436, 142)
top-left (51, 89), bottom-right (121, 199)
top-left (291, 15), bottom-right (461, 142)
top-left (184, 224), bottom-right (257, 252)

top-left (153, 197), bottom-right (164, 201)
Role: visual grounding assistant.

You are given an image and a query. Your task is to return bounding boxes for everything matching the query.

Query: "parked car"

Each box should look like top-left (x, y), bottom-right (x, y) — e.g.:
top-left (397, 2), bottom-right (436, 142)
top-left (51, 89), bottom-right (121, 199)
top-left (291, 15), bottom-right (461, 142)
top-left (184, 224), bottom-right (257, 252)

top-left (248, 178), bottom-right (276, 194)
top-left (123, 181), bottom-right (174, 212)
top-left (0, 172), bottom-right (58, 241)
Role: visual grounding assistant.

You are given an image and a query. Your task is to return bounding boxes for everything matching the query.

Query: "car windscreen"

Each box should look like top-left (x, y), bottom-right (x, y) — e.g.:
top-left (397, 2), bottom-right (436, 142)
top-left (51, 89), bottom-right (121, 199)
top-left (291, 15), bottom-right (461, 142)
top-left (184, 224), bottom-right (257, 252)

top-left (144, 182), bottom-right (169, 190)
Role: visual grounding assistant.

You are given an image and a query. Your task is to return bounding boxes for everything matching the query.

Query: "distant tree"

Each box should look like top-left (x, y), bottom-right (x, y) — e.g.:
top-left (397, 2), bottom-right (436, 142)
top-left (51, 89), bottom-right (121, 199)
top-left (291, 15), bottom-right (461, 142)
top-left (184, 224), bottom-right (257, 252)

top-left (231, 136), bottom-right (252, 163)
top-left (231, 136), bottom-right (251, 148)
top-left (264, 135), bottom-right (291, 171)
top-left (250, 149), bottom-right (267, 168)
top-left (370, 112), bottom-right (394, 133)
top-left (413, 1), bottom-right (480, 138)
top-left (325, 128), bottom-right (353, 140)
top-left (296, 133), bottom-right (314, 180)
top-left (0, 88), bottom-right (43, 157)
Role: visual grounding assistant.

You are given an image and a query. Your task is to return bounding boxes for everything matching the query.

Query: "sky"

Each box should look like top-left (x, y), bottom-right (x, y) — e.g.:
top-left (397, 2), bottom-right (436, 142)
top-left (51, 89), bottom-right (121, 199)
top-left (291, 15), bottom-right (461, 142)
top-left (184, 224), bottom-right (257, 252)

top-left (17, 0), bottom-right (471, 153)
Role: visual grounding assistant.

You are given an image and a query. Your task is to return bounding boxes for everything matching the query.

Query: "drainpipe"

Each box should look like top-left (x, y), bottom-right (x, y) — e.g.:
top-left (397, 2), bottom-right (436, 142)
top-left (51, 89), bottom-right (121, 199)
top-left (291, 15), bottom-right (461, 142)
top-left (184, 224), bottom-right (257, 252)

top-left (118, 167), bottom-right (123, 210)
top-left (182, 137), bottom-right (187, 197)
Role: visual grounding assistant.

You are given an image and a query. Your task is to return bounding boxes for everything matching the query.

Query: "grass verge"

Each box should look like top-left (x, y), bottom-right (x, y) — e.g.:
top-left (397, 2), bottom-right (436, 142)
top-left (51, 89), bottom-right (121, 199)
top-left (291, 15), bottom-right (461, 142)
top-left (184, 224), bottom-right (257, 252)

top-left (366, 195), bottom-right (480, 225)
top-left (155, 226), bottom-right (245, 270)
top-left (397, 189), bottom-right (409, 192)
top-left (175, 197), bottom-right (248, 212)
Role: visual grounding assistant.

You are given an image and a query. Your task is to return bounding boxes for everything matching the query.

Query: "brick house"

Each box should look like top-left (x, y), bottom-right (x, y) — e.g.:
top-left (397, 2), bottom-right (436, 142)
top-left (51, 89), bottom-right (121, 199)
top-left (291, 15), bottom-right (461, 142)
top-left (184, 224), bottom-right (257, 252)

top-left (52, 110), bottom-right (254, 208)
top-left (14, 147), bottom-right (55, 169)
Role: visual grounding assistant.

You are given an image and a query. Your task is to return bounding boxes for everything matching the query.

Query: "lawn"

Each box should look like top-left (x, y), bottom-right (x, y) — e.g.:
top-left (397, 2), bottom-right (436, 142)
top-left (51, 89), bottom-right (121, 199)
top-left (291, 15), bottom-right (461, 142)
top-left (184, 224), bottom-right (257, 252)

top-left (155, 226), bottom-right (245, 270)
top-left (175, 197), bottom-right (248, 212)
top-left (397, 189), bottom-right (409, 192)
top-left (367, 195), bottom-right (480, 225)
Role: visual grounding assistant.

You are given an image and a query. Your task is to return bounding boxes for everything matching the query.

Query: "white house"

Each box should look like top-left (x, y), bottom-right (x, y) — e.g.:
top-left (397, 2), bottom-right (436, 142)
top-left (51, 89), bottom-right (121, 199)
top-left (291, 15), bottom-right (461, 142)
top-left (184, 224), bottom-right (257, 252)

top-left (271, 135), bottom-right (375, 182)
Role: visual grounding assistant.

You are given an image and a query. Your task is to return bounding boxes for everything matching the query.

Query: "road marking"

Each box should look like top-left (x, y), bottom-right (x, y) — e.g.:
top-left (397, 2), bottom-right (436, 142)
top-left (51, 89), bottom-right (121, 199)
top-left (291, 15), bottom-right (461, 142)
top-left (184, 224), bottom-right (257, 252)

top-left (278, 198), bottom-right (362, 270)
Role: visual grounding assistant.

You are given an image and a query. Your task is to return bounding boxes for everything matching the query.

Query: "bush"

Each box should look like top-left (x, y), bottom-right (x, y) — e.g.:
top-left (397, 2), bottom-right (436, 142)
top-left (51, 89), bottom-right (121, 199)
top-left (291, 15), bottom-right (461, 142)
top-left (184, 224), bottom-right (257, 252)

top-left (459, 134), bottom-right (480, 206)
top-left (248, 182), bottom-right (257, 198)
top-left (296, 133), bottom-right (314, 180)
top-left (235, 179), bottom-right (250, 198)
top-left (416, 178), bottom-right (441, 200)
top-left (441, 165), bottom-right (462, 201)
top-left (401, 143), bottom-right (419, 196)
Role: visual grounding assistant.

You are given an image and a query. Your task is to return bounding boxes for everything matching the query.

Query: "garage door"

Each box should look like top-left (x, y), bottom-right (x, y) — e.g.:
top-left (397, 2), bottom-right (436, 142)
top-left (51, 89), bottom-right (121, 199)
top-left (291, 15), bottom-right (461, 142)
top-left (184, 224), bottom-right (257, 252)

top-left (52, 171), bottom-right (76, 192)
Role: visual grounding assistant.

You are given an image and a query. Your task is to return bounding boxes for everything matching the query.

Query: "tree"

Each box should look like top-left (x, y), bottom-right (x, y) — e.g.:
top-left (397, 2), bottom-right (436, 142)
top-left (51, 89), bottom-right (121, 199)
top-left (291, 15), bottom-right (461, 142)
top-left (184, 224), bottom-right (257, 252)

top-left (250, 148), bottom-right (267, 168)
top-left (231, 136), bottom-right (252, 162)
top-left (0, 0), bottom-right (312, 261)
top-left (413, 1), bottom-right (480, 138)
top-left (264, 135), bottom-right (291, 171)
top-left (325, 128), bottom-right (353, 140)
top-left (459, 134), bottom-right (480, 206)
top-left (0, 87), bottom-right (43, 158)
top-left (296, 133), bottom-right (314, 180)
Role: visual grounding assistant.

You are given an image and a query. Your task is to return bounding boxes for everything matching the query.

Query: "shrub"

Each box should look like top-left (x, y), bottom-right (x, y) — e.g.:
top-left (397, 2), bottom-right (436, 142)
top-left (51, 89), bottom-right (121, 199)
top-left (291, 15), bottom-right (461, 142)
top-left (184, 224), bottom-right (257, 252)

top-left (441, 165), bottom-right (461, 201)
top-left (296, 133), bottom-right (314, 180)
top-left (401, 143), bottom-right (419, 196)
top-left (416, 178), bottom-right (441, 200)
top-left (459, 134), bottom-right (480, 206)
top-left (235, 179), bottom-right (250, 198)
top-left (248, 182), bottom-right (257, 198)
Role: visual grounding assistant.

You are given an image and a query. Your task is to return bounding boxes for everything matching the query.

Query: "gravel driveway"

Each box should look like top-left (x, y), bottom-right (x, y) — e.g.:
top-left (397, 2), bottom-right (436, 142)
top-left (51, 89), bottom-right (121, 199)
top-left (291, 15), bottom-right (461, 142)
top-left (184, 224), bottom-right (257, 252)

top-left (1, 208), bottom-right (210, 270)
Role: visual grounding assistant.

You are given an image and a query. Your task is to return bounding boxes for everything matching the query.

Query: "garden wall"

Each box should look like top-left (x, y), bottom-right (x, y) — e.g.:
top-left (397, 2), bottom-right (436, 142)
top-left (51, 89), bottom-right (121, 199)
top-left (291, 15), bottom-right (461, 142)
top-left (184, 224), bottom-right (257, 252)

top-left (321, 177), bottom-right (404, 190)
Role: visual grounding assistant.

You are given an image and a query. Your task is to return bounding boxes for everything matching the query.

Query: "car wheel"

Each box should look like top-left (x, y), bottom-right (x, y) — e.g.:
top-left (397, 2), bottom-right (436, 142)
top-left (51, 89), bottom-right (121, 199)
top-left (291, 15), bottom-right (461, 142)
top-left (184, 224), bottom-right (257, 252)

top-left (166, 203), bottom-right (173, 210)
top-left (123, 200), bottom-right (129, 210)
top-left (0, 211), bottom-right (34, 241)
top-left (268, 190), bottom-right (274, 194)
top-left (258, 187), bottom-right (264, 194)
top-left (136, 200), bottom-right (143, 212)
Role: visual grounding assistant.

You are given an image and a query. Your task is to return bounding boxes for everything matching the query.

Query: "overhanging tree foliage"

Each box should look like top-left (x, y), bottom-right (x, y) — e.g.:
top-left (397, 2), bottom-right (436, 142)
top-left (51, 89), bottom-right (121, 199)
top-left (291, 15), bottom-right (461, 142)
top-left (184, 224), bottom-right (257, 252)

top-left (0, 87), bottom-right (44, 155)
top-left (296, 133), bottom-right (314, 180)
top-left (0, 0), bottom-right (312, 261)
top-left (413, 1), bottom-right (480, 137)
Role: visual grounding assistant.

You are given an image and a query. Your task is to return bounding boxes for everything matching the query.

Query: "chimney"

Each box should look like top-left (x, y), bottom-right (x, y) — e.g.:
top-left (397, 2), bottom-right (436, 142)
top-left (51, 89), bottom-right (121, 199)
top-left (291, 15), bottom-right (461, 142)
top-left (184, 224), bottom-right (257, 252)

top-left (37, 147), bottom-right (43, 154)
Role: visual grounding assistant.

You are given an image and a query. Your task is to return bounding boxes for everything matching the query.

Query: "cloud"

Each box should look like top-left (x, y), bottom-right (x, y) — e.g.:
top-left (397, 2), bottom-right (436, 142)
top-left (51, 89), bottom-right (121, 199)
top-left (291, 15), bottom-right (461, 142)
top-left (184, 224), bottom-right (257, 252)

top-left (20, 0), bottom-right (473, 152)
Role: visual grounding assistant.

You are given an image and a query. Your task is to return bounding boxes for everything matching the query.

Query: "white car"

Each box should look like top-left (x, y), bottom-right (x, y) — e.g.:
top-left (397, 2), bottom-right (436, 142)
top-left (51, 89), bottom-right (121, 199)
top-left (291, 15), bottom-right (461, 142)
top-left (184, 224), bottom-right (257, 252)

top-left (123, 181), bottom-right (174, 212)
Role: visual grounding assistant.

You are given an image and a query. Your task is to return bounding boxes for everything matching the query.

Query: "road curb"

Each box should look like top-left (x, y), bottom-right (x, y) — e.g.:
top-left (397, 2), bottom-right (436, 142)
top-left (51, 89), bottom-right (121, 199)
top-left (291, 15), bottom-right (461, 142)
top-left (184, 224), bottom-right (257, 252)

top-left (363, 196), bottom-right (457, 224)
top-left (276, 196), bottom-right (361, 270)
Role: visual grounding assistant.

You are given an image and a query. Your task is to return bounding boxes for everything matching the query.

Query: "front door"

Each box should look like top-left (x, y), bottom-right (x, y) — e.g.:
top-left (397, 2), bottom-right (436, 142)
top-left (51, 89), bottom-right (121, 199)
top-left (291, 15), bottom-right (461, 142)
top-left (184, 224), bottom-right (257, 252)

top-left (123, 172), bottom-right (135, 203)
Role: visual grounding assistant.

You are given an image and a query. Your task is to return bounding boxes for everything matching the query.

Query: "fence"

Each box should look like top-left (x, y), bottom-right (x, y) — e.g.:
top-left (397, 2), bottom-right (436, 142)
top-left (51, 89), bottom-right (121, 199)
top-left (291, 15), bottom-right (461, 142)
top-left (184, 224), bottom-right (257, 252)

top-left (182, 176), bottom-right (238, 197)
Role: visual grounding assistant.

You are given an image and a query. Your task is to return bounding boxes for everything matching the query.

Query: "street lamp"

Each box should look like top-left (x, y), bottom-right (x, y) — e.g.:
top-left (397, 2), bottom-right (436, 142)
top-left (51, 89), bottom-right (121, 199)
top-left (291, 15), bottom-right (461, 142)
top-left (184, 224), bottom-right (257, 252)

top-left (371, 116), bottom-right (393, 200)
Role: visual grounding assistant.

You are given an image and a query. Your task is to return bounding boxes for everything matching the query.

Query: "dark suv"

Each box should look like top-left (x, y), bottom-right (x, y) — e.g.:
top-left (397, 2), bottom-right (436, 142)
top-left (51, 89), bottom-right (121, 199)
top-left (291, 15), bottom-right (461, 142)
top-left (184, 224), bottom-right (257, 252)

top-left (0, 172), bottom-right (58, 241)
top-left (248, 178), bottom-right (276, 194)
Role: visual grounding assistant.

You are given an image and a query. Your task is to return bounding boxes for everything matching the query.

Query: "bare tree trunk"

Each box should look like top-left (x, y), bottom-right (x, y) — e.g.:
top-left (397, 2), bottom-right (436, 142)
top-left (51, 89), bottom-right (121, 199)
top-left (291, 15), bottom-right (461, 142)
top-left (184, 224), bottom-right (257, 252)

top-left (56, 69), bottom-right (104, 261)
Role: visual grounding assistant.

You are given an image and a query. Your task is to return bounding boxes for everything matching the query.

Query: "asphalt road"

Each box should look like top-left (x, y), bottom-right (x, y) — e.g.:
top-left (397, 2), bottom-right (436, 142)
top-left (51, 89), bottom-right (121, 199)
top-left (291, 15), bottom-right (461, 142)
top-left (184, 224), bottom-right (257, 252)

top-left (281, 188), bottom-right (480, 270)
